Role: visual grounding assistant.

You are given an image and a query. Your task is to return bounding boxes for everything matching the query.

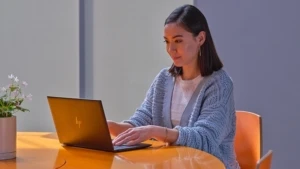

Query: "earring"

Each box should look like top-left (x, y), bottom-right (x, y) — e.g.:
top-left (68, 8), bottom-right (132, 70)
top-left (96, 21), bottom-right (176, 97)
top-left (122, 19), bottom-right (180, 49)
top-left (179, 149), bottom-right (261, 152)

top-left (199, 48), bottom-right (202, 56)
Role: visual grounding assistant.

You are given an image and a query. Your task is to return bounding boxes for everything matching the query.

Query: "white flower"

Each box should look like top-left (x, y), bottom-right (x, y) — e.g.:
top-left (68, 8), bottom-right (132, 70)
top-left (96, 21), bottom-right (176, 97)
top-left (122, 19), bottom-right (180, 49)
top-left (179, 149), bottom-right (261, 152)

top-left (1, 87), bottom-right (6, 92)
top-left (26, 94), bottom-right (33, 101)
top-left (8, 74), bottom-right (14, 79)
top-left (22, 81), bottom-right (28, 86)
top-left (14, 77), bottom-right (19, 82)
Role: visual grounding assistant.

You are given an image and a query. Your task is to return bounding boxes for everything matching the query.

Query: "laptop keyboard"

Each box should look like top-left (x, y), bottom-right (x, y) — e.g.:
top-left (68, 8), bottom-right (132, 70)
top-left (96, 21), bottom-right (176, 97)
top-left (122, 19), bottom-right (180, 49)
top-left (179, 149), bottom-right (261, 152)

top-left (113, 144), bottom-right (141, 151)
top-left (113, 143), bottom-right (150, 151)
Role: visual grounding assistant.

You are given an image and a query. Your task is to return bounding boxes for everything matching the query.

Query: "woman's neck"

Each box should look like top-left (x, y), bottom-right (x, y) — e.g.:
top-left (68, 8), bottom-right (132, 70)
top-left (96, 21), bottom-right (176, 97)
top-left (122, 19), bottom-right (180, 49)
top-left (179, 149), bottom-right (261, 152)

top-left (181, 65), bottom-right (201, 80)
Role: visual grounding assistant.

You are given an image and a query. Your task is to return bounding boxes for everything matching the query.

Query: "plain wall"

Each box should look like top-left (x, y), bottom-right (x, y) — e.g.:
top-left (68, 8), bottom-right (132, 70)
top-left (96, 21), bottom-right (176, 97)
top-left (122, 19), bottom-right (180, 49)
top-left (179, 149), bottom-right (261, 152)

top-left (82, 1), bottom-right (193, 121)
top-left (0, 0), bottom-right (79, 131)
top-left (195, 1), bottom-right (300, 169)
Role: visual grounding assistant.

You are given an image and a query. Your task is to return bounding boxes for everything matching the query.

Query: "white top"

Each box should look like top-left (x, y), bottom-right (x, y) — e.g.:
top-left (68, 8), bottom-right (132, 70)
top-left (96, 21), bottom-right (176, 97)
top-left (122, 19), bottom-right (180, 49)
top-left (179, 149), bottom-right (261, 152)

top-left (171, 75), bottom-right (203, 126)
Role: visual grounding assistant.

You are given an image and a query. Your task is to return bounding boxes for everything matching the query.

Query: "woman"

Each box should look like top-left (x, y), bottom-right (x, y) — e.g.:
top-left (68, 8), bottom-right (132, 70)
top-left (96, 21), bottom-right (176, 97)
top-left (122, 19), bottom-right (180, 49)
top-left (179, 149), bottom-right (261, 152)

top-left (108, 4), bottom-right (240, 169)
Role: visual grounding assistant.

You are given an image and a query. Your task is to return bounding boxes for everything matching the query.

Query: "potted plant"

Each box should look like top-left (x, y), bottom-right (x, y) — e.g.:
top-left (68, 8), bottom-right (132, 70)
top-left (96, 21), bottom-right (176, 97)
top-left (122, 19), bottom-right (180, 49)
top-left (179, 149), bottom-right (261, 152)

top-left (0, 74), bottom-right (32, 160)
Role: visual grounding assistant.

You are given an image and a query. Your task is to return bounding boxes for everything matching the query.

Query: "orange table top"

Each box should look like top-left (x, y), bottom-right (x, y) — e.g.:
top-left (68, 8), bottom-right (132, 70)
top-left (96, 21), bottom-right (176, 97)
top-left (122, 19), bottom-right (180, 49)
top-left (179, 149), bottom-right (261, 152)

top-left (0, 132), bottom-right (225, 169)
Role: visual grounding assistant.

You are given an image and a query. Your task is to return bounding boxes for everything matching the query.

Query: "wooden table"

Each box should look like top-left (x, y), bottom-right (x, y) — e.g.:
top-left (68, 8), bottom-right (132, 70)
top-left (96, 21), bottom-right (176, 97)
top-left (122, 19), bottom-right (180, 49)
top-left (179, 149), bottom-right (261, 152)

top-left (0, 132), bottom-right (225, 169)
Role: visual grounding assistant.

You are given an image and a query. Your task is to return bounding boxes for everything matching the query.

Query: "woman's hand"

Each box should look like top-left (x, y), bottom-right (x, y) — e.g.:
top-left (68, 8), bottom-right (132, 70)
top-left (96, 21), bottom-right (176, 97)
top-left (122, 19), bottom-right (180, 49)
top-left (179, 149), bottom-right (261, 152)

top-left (107, 120), bottom-right (133, 137)
top-left (112, 126), bottom-right (153, 146)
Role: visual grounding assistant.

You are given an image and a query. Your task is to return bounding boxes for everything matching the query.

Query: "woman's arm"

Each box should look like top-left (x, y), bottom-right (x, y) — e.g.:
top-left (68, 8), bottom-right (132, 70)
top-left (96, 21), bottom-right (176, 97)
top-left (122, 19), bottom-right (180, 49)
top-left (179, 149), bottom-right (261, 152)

top-left (114, 77), bottom-right (235, 148)
top-left (174, 79), bottom-right (235, 153)
top-left (150, 125), bottom-right (179, 143)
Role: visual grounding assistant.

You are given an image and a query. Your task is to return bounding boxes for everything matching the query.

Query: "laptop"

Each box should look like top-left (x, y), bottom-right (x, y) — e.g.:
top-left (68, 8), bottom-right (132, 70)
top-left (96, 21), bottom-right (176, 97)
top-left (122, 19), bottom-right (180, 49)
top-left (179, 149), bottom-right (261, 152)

top-left (47, 96), bottom-right (151, 152)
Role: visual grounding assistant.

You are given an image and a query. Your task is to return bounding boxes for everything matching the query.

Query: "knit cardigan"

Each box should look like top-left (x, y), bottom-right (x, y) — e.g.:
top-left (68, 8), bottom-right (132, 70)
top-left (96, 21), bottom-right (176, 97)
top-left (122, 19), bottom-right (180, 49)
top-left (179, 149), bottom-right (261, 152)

top-left (123, 68), bottom-right (240, 169)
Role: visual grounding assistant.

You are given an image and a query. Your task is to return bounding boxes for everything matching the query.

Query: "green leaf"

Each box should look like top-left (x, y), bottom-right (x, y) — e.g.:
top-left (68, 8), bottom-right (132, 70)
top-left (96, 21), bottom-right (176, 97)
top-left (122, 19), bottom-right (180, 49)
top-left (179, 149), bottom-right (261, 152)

top-left (18, 98), bottom-right (24, 105)
top-left (0, 112), bottom-right (12, 117)
top-left (9, 86), bottom-right (18, 92)
top-left (8, 106), bottom-right (16, 111)
top-left (16, 106), bottom-right (29, 112)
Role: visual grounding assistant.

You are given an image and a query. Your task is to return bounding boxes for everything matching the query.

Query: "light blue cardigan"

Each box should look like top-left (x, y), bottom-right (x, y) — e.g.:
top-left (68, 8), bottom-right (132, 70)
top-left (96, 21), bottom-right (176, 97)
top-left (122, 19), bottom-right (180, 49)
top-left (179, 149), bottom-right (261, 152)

top-left (124, 68), bottom-right (240, 169)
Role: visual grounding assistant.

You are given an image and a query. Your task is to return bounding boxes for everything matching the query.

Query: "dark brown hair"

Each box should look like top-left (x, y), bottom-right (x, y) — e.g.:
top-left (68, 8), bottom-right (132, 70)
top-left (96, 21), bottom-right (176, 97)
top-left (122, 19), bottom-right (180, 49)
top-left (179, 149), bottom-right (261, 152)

top-left (165, 4), bottom-right (223, 77)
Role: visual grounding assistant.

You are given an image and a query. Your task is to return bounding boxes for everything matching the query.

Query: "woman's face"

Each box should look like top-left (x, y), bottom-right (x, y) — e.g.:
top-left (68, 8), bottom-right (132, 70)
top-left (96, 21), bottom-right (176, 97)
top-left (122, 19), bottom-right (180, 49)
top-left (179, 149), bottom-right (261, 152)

top-left (164, 23), bottom-right (205, 67)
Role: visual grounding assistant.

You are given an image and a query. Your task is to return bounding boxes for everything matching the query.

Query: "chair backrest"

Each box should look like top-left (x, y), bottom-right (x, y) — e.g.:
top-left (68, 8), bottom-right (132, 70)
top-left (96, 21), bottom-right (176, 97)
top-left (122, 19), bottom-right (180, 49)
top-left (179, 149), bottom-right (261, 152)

top-left (235, 111), bottom-right (262, 169)
top-left (256, 150), bottom-right (273, 169)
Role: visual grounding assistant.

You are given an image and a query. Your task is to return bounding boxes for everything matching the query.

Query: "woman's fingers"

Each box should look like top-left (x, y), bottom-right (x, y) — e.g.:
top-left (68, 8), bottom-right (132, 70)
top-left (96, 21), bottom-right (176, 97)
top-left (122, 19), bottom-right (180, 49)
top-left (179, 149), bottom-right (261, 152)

top-left (112, 126), bottom-right (151, 146)
top-left (113, 130), bottom-right (138, 145)
top-left (117, 128), bottom-right (132, 137)
top-left (113, 135), bottom-right (129, 145)
top-left (125, 137), bottom-right (141, 146)
top-left (114, 135), bottom-right (137, 145)
top-left (113, 128), bottom-right (132, 142)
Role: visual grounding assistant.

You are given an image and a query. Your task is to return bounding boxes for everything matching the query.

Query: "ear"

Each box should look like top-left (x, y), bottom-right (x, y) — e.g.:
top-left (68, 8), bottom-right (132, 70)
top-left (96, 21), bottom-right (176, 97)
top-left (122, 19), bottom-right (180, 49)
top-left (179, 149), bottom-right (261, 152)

top-left (196, 31), bottom-right (206, 46)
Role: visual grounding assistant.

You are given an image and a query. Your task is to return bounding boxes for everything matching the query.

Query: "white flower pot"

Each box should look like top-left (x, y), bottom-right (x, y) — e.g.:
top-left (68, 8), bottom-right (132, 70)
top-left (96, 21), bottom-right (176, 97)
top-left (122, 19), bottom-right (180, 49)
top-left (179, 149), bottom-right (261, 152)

top-left (0, 116), bottom-right (16, 160)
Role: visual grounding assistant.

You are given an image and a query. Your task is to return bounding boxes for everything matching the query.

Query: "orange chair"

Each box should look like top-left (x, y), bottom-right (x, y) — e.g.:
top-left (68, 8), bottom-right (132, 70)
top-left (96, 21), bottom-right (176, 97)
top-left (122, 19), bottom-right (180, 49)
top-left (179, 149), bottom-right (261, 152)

top-left (235, 111), bottom-right (262, 169)
top-left (256, 150), bottom-right (273, 169)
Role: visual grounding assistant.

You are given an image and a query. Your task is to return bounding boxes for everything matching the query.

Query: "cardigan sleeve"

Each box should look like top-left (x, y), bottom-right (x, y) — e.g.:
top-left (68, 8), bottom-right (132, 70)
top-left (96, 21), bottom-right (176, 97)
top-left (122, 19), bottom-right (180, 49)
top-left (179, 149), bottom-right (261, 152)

top-left (174, 77), bottom-right (235, 154)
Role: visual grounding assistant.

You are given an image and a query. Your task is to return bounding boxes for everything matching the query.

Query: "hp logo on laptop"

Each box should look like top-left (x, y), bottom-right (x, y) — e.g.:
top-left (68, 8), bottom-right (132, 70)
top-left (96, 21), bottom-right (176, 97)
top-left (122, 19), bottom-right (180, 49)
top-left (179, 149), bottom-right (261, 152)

top-left (75, 117), bottom-right (82, 128)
